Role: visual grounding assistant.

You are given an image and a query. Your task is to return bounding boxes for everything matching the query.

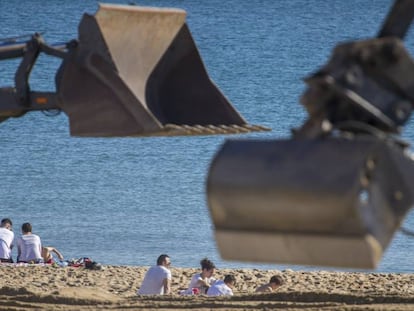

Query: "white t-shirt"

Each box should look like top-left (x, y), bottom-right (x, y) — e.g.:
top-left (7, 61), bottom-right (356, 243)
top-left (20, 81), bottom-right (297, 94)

top-left (184, 273), bottom-right (216, 294)
top-left (17, 234), bottom-right (42, 262)
top-left (137, 265), bottom-right (171, 295)
top-left (207, 280), bottom-right (234, 296)
top-left (0, 227), bottom-right (14, 259)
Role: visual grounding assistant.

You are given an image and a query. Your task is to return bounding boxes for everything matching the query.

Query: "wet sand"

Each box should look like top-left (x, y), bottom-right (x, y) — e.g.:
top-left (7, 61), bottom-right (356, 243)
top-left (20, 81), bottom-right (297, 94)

top-left (1, 264), bottom-right (414, 310)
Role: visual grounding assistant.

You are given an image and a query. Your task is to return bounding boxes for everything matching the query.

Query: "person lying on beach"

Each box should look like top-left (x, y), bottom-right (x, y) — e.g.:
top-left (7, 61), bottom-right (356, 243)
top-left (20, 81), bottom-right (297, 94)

top-left (182, 258), bottom-right (217, 295)
top-left (206, 274), bottom-right (236, 296)
top-left (17, 222), bottom-right (43, 264)
top-left (255, 275), bottom-right (284, 293)
top-left (42, 246), bottom-right (64, 264)
top-left (0, 218), bottom-right (14, 263)
top-left (137, 254), bottom-right (172, 295)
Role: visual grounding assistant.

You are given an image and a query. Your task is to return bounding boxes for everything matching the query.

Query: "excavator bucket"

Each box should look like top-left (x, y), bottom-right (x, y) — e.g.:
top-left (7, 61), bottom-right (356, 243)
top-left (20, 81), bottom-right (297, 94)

top-left (206, 0), bottom-right (414, 269)
top-left (56, 4), bottom-right (267, 137)
top-left (207, 136), bottom-right (414, 269)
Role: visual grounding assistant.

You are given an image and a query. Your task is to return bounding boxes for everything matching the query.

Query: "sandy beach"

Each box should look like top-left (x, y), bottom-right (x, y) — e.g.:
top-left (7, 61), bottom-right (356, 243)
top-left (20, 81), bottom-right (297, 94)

top-left (0, 264), bottom-right (413, 310)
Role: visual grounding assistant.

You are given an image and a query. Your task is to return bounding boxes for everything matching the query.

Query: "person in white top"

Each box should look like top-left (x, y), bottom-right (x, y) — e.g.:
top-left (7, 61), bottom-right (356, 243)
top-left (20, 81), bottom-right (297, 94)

top-left (137, 254), bottom-right (172, 295)
top-left (183, 258), bottom-right (216, 295)
top-left (17, 222), bottom-right (43, 263)
top-left (207, 274), bottom-right (236, 296)
top-left (0, 218), bottom-right (14, 263)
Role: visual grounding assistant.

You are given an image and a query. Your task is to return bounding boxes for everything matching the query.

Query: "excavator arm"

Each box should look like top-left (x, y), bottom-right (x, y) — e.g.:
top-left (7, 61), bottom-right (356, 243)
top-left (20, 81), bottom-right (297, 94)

top-left (0, 34), bottom-right (69, 121)
top-left (0, 4), bottom-right (268, 137)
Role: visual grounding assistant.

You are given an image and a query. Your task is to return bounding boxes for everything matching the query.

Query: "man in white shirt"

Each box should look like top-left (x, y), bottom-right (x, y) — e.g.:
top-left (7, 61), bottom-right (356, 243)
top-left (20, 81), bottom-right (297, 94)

top-left (207, 274), bottom-right (236, 296)
top-left (0, 218), bottom-right (14, 263)
top-left (17, 222), bottom-right (43, 263)
top-left (137, 254), bottom-right (172, 295)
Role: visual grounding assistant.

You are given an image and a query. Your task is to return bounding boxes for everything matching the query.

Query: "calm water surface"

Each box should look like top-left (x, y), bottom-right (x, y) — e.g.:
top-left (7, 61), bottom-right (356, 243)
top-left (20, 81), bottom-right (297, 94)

top-left (1, 0), bottom-right (414, 272)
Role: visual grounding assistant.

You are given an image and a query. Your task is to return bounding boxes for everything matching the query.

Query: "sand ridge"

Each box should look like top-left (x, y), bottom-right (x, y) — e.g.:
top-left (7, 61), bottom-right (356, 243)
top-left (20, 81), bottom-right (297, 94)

top-left (0, 264), bottom-right (413, 310)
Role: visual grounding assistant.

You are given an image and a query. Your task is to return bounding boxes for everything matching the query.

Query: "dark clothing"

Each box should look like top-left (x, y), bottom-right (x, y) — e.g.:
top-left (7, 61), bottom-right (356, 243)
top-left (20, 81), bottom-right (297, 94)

top-left (0, 258), bottom-right (13, 263)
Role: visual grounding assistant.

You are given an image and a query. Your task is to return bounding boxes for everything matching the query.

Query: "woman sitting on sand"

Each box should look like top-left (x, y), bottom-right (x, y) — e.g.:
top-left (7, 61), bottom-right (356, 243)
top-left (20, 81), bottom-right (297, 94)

top-left (255, 275), bottom-right (284, 293)
top-left (182, 258), bottom-right (217, 295)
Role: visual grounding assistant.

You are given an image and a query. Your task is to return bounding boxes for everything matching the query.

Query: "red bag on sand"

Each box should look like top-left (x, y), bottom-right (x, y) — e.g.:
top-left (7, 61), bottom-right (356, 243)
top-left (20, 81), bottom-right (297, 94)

top-left (67, 257), bottom-right (101, 269)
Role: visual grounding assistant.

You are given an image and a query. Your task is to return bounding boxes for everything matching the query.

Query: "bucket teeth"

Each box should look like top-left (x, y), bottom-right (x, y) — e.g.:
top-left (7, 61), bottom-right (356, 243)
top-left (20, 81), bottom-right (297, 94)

top-left (156, 124), bottom-right (270, 136)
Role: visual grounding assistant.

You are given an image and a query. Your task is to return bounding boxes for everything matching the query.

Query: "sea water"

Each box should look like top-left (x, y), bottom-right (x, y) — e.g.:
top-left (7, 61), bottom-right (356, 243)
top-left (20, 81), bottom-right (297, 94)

top-left (1, 0), bottom-right (414, 272)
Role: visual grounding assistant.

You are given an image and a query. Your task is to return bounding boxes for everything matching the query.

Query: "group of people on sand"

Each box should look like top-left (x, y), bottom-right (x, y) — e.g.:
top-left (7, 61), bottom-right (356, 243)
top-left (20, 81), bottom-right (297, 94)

top-left (0, 218), bottom-right (63, 264)
top-left (1, 218), bottom-right (284, 295)
top-left (137, 255), bottom-right (284, 296)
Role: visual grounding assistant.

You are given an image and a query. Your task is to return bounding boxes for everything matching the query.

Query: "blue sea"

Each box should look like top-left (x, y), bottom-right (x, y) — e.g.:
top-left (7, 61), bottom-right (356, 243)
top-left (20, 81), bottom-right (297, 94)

top-left (1, 0), bottom-right (414, 272)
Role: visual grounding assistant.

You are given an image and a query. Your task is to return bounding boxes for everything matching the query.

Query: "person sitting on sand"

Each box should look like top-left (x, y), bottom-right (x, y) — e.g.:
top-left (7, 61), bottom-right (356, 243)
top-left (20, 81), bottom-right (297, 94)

top-left (183, 258), bottom-right (217, 295)
top-left (207, 274), bottom-right (236, 296)
top-left (17, 222), bottom-right (43, 264)
top-left (0, 218), bottom-right (14, 263)
top-left (137, 254), bottom-right (172, 295)
top-left (255, 275), bottom-right (284, 293)
top-left (42, 246), bottom-right (64, 264)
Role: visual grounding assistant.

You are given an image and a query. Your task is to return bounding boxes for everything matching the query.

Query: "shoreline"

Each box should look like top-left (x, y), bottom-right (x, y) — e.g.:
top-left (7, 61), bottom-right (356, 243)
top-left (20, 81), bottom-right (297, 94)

top-left (0, 265), bottom-right (414, 310)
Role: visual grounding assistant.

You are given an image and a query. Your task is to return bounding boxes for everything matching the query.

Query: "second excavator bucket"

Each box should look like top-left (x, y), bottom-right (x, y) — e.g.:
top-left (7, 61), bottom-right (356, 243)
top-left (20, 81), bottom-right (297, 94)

top-left (207, 136), bottom-right (414, 269)
top-left (56, 4), bottom-right (267, 137)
